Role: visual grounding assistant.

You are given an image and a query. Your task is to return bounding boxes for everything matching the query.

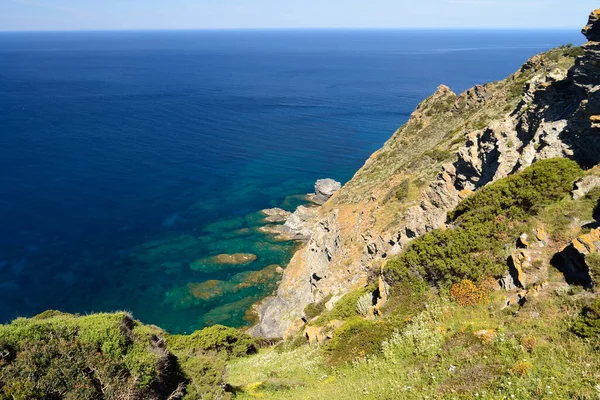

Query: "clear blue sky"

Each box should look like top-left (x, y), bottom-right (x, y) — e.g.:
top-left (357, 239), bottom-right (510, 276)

top-left (0, 0), bottom-right (597, 31)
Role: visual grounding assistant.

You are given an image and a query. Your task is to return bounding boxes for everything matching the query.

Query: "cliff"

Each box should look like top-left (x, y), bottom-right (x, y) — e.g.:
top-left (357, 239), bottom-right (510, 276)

top-left (253, 13), bottom-right (600, 338)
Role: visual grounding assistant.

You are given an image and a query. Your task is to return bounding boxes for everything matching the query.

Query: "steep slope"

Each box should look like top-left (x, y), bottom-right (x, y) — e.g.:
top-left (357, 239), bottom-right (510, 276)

top-left (253, 13), bottom-right (600, 338)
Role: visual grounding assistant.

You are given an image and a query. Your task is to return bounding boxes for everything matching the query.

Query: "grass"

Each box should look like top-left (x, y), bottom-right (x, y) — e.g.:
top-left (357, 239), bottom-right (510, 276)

top-left (227, 293), bottom-right (600, 399)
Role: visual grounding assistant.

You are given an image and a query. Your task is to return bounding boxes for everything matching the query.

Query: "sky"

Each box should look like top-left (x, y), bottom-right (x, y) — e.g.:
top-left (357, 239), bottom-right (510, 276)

top-left (0, 0), bottom-right (597, 31)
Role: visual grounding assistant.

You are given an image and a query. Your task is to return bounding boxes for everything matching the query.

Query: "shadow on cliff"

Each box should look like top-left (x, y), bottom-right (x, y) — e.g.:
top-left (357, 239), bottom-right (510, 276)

top-left (551, 249), bottom-right (593, 288)
top-left (530, 78), bottom-right (600, 169)
top-left (551, 198), bottom-right (600, 288)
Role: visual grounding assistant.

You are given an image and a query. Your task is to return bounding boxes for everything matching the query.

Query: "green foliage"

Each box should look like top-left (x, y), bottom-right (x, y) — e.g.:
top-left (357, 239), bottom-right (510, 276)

top-left (547, 44), bottom-right (584, 61)
top-left (168, 324), bottom-right (257, 359)
top-left (386, 159), bottom-right (582, 287)
top-left (355, 292), bottom-right (373, 317)
top-left (303, 294), bottom-right (333, 320)
top-left (323, 317), bottom-right (401, 365)
top-left (572, 298), bottom-right (600, 338)
top-left (177, 356), bottom-right (227, 400)
top-left (394, 178), bottom-right (411, 202)
top-left (313, 286), bottom-right (375, 326)
top-left (0, 312), bottom-right (182, 400)
top-left (587, 253), bottom-right (600, 287)
top-left (450, 158), bottom-right (582, 224)
top-left (166, 325), bottom-right (256, 400)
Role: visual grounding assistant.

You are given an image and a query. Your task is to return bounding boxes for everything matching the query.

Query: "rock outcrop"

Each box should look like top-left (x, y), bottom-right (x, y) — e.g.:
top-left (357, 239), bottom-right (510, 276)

top-left (557, 228), bottom-right (600, 287)
top-left (311, 179), bottom-right (342, 205)
top-left (260, 208), bottom-right (291, 223)
top-left (252, 11), bottom-right (600, 338)
top-left (572, 175), bottom-right (600, 200)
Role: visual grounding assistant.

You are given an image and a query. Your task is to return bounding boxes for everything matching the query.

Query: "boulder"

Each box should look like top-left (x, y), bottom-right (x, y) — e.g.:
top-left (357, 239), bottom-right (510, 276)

top-left (556, 228), bottom-right (600, 286)
top-left (260, 208), bottom-right (292, 223)
top-left (258, 205), bottom-right (318, 241)
top-left (582, 9), bottom-right (600, 41)
top-left (311, 179), bottom-right (342, 205)
top-left (304, 326), bottom-right (327, 346)
top-left (572, 175), bottom-right (600, 200)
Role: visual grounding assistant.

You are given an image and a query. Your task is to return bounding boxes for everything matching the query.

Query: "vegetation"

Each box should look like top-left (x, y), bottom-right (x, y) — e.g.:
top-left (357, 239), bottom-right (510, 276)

top-left (588, 253), bottom-right (600, 287)
top-left (0, 312), bottom-right (183, 400)
top-left (303, 295), bottom-right (333, 320)
top-left (385, 158), bottom-right (582, 288)
top-left (311, 285), bottom-right (375, 326)
top-left (167, 324), bottom-right (257, 359)
top-left (572, 298), bottom-right (600, 339)
top-left (228, 293), bottom-right (600, 399)
top-left (0, 313), bottom-right (258, 400)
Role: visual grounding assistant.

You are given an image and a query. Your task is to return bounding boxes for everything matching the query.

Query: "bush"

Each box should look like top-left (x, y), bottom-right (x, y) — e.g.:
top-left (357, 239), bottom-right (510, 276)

top-left (572, 298), bottom-right (600, 338)
top-left (385, 159), bottom-right (582, 288)
top-left (587, 253), bottom-right (600, 287)
top-left (323, 317), bottom-right (400, 365)
top-left (395, 178), bottom-right (411, 202)
top-left (313, 286), bottom-right (376, 325)
top-left (356, 293), bottom-right (374, 317)
top-left (510, 361), bottom-right (533, 377)
top-left (449, 280), bottom-right (485, 306)
top-left (449, 158), bottom-right (582, 225)
top-left (0, 312), bottom-right (184, 400)
top-left (303, 294), bottom-right (333, 320)
top-left (168, 325), bottom-right (257, 359)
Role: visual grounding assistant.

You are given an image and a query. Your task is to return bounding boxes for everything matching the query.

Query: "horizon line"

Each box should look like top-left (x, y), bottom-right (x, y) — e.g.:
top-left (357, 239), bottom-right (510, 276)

top-left (0, 27), bottom-right (582, 34)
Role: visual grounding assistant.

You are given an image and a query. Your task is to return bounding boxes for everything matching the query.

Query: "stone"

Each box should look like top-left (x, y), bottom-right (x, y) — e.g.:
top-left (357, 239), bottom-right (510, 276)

top-left (518, 233), bottom-right (530, 248)
top-left (260, 208), bottom-right (292, 223)
top-left (304, 326), bottom-right (327, 346)
top-left (311, 179), bottom-right (342, 205)
top-left (572, 175), bottom-right (600, 200)
top-left (535, 227), bottom-right (547, 243)
top-left (189, 253), bottom-right (257, 272)
top-left (582, 9), bottom-right (600, 41)
top-left (258, 205), bottom-right (318, 242)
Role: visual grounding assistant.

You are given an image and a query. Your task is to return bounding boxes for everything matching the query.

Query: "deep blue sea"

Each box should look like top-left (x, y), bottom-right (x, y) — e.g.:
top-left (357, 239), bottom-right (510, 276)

top-left (0, 30), bottom-right (582, 333)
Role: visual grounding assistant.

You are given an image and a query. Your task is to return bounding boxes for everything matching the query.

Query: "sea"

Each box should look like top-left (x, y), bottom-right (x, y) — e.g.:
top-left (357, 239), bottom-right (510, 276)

top-left (0, 29), bottom-right (583, 333)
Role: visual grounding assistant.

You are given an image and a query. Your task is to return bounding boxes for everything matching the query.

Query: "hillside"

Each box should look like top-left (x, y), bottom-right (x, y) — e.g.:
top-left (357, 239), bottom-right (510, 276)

top-left (3, 9), bottom-right (600, 400)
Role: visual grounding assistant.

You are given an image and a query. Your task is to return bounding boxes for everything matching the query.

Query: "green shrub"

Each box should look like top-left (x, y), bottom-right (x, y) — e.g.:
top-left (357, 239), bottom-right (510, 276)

top-left (385, 159), bottom-right (582, 287)
top-left (323, 317), bottom-right (400, 365)
top-left (0, 312), bottom-right (183, 399)
top-left (313, 286), bottom-right (376, 326)
top-left (303, 294), bottom-right (333, 320)
top-left (449, 158), bottom-right (582, 225)
top-left (395, 178), bottom-right (411, 202)
top-left (168, 325), bottom-right (257, 358)
top-left (587, 253), bottom-right (600, 287)
top-left (572, 298), bottom-right (600, 338)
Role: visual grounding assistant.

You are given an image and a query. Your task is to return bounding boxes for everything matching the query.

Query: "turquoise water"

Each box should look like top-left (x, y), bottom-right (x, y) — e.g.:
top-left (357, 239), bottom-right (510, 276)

top-left (0, 30), bottom-right (582, 333)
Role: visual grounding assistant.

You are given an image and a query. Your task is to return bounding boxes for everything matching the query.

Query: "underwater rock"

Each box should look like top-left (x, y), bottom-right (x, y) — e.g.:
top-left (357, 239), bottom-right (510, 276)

top-left (167, 264), bottom-right (282, 310)
top-left (202, 217), bottom-right (246, 233)
top-left (260, 208), bottom-right (292, 223)
top-left (189, 253), bottom-right (257, 272)
top-left (131, 235), bottom-right (204, 264)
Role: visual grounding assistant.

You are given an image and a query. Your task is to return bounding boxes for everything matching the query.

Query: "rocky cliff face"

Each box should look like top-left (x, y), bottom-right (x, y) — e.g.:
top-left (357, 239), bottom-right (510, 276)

top-left (252, 11), bottom-right (600, 338)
